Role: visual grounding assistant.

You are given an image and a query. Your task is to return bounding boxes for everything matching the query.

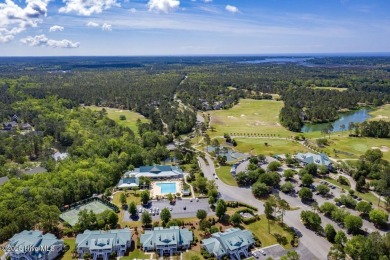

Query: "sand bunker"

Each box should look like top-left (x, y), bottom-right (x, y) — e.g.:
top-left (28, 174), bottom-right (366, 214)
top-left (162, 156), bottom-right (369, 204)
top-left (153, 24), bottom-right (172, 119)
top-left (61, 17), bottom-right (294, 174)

top-left (371, 146), bottom-right (389, 152)
top-left (247, 121), bottom-right (266, 126)
top-left (115, 110), bottom-right (124, 112)
top-left (375, 115), bottom-right (389, 119)
top-left (227, 116), bottom-right (237, 119)
top-left (241, 114), bottom-right (246, 117)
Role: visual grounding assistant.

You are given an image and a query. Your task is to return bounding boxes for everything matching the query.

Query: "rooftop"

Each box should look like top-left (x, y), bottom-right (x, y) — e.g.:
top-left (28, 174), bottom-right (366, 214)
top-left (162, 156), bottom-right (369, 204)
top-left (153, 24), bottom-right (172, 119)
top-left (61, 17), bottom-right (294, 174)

top-left (76, 229), bottom-right (131, 249)
top-left (140, 226), bottom-right (193, 247)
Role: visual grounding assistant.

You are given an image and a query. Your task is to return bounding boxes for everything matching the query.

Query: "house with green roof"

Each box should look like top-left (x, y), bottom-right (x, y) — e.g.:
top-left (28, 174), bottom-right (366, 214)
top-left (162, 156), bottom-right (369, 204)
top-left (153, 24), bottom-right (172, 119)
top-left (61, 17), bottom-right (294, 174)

top-left (140, 226), bottom-right (193, 256)
top-left (7, 230), bottom-right (64, 260)
top-left (202, 228), bottom-right (255, 260)
top-left (75, 229), bottom-right (131, 260)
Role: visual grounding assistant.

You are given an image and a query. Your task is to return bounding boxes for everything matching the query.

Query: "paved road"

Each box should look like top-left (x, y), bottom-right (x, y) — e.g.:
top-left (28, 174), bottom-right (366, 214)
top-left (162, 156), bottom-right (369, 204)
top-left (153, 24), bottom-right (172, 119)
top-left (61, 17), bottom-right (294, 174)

top-left (198, 156), bottom-right (331, 260)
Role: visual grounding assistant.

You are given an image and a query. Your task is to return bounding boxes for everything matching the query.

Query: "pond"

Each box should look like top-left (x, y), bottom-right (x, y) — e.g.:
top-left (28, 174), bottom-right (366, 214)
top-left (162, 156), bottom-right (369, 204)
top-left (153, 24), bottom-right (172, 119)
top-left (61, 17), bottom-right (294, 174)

top-left (301, 108), bottom-right (372, 133)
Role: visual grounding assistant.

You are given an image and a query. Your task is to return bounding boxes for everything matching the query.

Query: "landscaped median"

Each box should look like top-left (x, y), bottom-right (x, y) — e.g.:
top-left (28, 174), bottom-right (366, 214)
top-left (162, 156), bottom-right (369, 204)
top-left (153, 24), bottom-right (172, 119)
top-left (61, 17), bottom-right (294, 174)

top-left (215, 165), bottom-right (238, 186)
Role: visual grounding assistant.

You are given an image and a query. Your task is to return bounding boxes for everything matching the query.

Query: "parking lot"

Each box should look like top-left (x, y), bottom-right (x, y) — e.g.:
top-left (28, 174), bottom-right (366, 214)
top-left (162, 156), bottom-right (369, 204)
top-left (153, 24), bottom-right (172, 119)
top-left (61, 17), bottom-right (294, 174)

top-left (123, 198), bottom-right (214, 221)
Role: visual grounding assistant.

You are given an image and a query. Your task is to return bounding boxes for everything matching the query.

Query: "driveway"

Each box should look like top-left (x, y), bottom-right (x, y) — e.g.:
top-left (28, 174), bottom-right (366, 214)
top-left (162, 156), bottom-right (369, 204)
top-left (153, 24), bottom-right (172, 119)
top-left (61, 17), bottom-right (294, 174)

top-left (198, 156), bottom-right (332, 260)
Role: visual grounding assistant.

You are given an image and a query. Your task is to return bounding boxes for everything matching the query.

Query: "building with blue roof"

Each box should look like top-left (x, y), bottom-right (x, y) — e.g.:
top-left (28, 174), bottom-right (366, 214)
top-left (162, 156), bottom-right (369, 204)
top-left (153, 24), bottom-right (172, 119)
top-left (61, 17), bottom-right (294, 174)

top-left (295, 152), bottom-right (333, 169)
top-left (202, 228), bottom-right (255, 260)
top-left (117, 165), bottom-right (183, 189)
top-left (140, 226), bottom-right (193, 256)
top-left (7, 230), bottom-right (64, 260)
top-left (75, 229), bottom-right (131, 260)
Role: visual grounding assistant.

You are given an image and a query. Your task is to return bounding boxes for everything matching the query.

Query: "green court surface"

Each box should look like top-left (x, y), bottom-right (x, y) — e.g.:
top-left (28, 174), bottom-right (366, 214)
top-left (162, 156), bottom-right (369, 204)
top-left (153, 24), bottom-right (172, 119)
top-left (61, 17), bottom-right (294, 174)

top-left (60, 201), bottom-right (113, 226)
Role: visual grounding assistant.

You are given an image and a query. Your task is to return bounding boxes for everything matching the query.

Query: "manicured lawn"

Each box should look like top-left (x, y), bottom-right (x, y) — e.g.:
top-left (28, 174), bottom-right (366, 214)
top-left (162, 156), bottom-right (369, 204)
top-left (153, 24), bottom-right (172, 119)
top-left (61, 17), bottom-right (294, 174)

top-left (310, 87), bottom-right (347, 91)
top-left (61, 238), bottom-right (75, 260)
top-left (112, 190), bottom-right (143, 228)
top-left (121, 249), bottom-right (149, 259)
top-left (182, 250), bottom-right (204, 260)
top-left (355, 191), bottom-right (386, 208)
top-left (244, 215), bottom-right (293, 249)
top-left (87, 106), bottom-right (148, 135)
top-left (112, 190), bottom-right (142, 207)
top-left (0, 249), bottom-right (3, 257)
top-left (369, 104), bottom-right (390, 122)
top-left (235, 138), bottom-right (310, 156)
top-left (216, 166), bottom-right (237, 186)
top-left (208, 99), bottom-right (293, 138)
top-left (319, 136), bottom-right (390, 161)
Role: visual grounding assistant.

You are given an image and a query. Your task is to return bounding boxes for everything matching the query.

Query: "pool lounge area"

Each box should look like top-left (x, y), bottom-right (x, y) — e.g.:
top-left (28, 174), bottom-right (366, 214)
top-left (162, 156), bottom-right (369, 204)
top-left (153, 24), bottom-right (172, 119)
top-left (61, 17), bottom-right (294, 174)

top-left (151, 181), bottom-right (182, 198)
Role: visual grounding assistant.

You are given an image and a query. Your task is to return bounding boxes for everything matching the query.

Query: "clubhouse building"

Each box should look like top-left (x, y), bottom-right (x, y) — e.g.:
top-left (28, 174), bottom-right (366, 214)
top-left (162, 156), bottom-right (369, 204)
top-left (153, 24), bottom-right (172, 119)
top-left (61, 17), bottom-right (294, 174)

top-left (295, 152), bottom-right (333, 169)
top-left (7, 230), bottom-right (64, 260)
top-left (117, 165), bottom-right (183, 189)
top-left (202, 228), bottom-right (255, 260)
top-left (140, 226), bottom-right (193, 256)
top-left (75, 229), bottom-right (131, 260)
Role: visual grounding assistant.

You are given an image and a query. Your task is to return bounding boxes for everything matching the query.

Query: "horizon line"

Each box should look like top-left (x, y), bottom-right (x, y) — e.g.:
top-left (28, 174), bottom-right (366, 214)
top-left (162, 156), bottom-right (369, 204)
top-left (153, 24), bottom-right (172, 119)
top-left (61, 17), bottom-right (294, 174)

top-left (1, 51), bottom-right (390, 58)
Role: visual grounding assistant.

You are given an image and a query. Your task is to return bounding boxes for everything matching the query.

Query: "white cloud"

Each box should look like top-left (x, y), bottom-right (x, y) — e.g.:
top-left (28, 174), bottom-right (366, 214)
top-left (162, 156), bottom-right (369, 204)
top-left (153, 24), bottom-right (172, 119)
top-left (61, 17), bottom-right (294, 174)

top-left (148, 0), bottom-right (180, 13)
top-left (20, 34), bottom-right (80, 48)
top-left (204, 0), bottom-right (212, 2)
top-left (59, 0), bottom-right (120, 16)
top-left (225, 5), bottom-right (239, 14)
top-left (49, 25), bottom-right (64, 32)
top-left (86, 21), bottom-right (100, 27)
top-left (102, 23), bottom-right (112, 31)
top-left (0, 0), bottom-right (50, 43)
top-left (129, 8), bottom-right (137, 13)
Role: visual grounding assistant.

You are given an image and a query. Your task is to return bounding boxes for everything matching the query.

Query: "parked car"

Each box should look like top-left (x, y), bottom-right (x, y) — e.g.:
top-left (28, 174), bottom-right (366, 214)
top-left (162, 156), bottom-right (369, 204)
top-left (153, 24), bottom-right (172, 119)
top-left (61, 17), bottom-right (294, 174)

top-left (259, 249), bottom-right (266, 255)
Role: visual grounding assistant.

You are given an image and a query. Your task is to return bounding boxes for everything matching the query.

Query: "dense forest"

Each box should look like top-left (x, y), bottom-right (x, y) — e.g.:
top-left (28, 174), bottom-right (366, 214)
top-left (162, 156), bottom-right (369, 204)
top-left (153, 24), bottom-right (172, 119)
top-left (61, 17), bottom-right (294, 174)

top-left (1, 56), bottom-right (390, 132)
top-left (0, 93), bottom-right (173, 241)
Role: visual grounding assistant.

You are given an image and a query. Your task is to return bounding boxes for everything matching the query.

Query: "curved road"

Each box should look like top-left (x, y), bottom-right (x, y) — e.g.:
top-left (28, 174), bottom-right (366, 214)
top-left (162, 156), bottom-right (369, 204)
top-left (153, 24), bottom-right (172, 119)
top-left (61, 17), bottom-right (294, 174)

top-left (198, 156), bottom-right (331, 260)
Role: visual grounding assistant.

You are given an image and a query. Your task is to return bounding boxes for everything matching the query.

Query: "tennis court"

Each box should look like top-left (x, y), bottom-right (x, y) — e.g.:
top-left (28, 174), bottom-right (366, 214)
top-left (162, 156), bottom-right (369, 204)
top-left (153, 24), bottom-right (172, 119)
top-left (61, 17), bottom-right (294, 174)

top-left (60, 200), bottom-right (113, 226)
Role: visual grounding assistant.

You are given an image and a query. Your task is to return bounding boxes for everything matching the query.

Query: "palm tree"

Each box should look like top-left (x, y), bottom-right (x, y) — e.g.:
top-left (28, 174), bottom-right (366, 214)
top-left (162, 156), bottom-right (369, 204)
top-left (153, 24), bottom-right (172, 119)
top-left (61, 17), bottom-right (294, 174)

top-left (277, 199), bottom-right (289, 224)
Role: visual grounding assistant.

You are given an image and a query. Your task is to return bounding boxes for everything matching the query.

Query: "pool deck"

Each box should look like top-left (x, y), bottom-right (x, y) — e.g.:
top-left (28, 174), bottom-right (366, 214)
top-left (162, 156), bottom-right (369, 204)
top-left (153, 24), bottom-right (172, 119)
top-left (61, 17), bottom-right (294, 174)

top-left (151, 180), bottom-right (183, 198)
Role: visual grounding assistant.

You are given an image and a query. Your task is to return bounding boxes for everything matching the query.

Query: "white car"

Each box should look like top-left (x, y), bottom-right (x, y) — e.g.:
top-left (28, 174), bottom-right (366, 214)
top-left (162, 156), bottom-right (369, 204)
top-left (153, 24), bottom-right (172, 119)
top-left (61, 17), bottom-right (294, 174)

top-left (215, 176), bottom-right (218, 179)
top-left (259, 249), bottom-right (266, 255)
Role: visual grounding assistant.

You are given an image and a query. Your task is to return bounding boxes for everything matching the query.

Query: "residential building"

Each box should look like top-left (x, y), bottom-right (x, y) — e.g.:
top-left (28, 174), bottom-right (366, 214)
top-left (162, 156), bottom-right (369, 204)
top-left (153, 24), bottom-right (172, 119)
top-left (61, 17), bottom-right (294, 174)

top-left (76, 229), bottom-right (131, 260)
top-left (202, 228), bottom-right (255, 260)
top-left (23, 167), bottom-right (47, 175)
top-left (52, 152), bottom-right (69, 161)
top-left (120, 165), bottom-right (183, 183)
top-left (140, 226), bottom-right (193, 256)
top-left (20, 123), bottom-right (33, 131)
top-left (3, 121), bottom-right (17, 130)
top-left (7, 230), bottom-right (64, 260)
top-left (0, 176), bottom-right (9, 186)
top-left (117, 173), bottom-right (139, 189)
top-left (295, 152), bottom-right (333, 169)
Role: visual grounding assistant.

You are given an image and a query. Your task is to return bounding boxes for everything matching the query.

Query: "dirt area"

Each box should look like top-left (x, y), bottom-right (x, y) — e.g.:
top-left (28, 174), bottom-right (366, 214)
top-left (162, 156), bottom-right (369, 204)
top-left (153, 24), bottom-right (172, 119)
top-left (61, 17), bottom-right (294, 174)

top-left (371, 146), bottom-right (389, 152)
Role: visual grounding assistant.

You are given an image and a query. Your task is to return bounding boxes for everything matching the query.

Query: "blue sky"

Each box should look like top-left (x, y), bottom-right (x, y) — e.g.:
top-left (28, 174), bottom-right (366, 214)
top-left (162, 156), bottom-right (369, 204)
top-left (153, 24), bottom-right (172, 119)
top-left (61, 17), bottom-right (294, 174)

top-left (0, 0), bottom-right (389, 56)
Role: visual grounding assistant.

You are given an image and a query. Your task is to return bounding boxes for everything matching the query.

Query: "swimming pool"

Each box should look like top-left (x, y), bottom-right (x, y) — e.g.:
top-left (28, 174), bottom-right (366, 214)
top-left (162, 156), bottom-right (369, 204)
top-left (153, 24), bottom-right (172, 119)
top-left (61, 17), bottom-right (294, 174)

top-left (156, 182), bottom-right (177, 194)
